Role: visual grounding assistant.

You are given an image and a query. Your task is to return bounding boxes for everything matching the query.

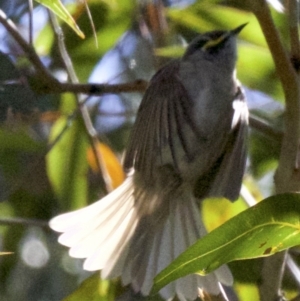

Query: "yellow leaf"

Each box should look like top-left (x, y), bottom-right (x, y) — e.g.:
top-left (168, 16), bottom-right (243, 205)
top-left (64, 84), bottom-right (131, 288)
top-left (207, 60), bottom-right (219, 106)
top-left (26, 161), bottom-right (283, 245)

top-left (202, 197), bottom-right (248, 232)
top-left (87, 142), bottom-right (125, 189)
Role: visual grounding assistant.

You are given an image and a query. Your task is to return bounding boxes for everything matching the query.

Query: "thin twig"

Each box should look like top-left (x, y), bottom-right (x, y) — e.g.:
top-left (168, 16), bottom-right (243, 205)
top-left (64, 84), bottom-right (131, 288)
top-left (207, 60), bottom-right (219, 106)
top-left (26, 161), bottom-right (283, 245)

top-left (0, 9), bottom-right (57, 85)
top-left (49, 12), bottom-right (114, 193)
top-left (32, 80), bottom-right (148, 95)
top-left (28, 0), bottom-right (33, 45)
top-left (0, 9), bottom-right (147, 96)
top-left (83, 0), bottom-right (98, 48)
top-left (286, 254), bottom-right (300, 289)
top-left (46, 111), bottom-right (77, 153)
top-left (251, 1), bottom-right (300, 193)
top-left (249, 115), bottom-right (283, 141)
top-left (0, 217), bottom-right (49, 228)
top-left (240, 184), bottom-right (257, 207)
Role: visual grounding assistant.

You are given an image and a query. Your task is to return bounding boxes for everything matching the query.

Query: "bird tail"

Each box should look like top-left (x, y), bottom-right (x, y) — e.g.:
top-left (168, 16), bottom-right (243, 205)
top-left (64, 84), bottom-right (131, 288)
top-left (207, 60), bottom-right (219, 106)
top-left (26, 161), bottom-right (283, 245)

top-left (49, 176), bottom-right (233, 300)
top-left (49, 177), bottom-right (137, 275)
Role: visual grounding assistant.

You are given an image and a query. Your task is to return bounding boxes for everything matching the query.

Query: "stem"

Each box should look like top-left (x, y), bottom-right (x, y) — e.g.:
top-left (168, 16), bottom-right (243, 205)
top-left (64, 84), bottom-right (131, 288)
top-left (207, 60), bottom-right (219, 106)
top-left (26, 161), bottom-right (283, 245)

top-left (33, 80), bottom-right (148, 95)
top-left (0, 9), bottom-right (57, 85)
top-left (249, 115), bottom-right (283, 141)
top-left (0, 9), bottom-right (147, 96)
top-left (247, 0), bottom-right (300, 299)
top-left (288, 0), bottom-right (300, 65)
top-left (28, 0), bottom-right (33, 45)
top-left (252, 1), bottom-right (300, 193)
top-left (50, 12), bottom-right (114, 193)
top-left (0, 217), bottom-right (48, 228)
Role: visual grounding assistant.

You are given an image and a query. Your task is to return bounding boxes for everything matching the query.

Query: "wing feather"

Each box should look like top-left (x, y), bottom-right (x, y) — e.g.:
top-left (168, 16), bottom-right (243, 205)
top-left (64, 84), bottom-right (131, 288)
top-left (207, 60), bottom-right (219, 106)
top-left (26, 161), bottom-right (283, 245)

top-left (124, 60), bottom-right (204, 178)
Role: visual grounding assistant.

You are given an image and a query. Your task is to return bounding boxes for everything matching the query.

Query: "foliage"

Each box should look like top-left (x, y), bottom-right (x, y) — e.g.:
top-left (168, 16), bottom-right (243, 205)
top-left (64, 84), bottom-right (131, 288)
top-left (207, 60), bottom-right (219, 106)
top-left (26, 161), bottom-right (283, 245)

top-left (153, 193), bottom-right (300, 293)
top-left (35, 0), bottom-right (85, 38)
top-left (0, 0), bottom-right (299, 301)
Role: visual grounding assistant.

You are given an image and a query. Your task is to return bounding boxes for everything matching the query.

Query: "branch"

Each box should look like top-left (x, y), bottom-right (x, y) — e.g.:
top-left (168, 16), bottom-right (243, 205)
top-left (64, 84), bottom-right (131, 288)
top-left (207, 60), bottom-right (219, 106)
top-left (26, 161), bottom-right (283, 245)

top-left (246, 0), bottom-right (300, 299)
top-left (0, 9), bottom-right (58, 87)
top-left (249, 0), bottom-right (300, 193)
top-left (0, 217), bottom-right (49, 228)
top-left (32, 79), bottom-right (148, 95)
top-left (249, 115), bottom-right (283, 141)
top-left (288, 0), bottom-right (300, 67)
top-left (0, 9), bottom-right (148, 96)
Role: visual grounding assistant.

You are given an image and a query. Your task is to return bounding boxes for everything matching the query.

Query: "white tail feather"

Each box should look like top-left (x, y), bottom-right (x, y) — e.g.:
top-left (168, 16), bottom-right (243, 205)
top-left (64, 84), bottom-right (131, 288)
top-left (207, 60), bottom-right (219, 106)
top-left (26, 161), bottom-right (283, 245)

top-left (49, 177), bottom-right (233, 300)
top-left (50, 177), bottom-right (137, 271)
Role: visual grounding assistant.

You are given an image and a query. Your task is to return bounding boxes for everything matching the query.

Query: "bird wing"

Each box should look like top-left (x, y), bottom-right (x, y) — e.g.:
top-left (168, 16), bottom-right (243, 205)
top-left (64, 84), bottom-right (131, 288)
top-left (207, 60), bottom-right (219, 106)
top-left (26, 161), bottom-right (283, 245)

top-left (124, 60), bottom-right (248, 201)
top-left (204, 89), bottom-right (248, 201)
top-left (124, 60), bottom-right (207, 178)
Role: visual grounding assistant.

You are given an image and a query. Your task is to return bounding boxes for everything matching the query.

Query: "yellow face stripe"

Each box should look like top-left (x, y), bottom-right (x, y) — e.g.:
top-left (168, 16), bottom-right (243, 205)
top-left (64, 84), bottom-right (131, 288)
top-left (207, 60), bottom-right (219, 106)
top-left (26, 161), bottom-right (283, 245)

top-left (202, 33), bottom-right (229, 50)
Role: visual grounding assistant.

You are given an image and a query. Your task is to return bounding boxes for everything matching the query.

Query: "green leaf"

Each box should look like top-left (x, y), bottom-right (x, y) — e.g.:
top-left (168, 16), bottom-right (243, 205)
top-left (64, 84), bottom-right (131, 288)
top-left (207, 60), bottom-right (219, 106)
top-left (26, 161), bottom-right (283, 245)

top-left (63, 274), bottom-right (115, 301)
top-left (35, 0), bottom-right (85, 38)
top-left (46, 102), bottom-right (89, 210)
top-left (0, 128), bottom-right (45, 152)
top-left (152, 193), bottom-right (300, 293)
top-left (168, 3), bottom-right (265, 46)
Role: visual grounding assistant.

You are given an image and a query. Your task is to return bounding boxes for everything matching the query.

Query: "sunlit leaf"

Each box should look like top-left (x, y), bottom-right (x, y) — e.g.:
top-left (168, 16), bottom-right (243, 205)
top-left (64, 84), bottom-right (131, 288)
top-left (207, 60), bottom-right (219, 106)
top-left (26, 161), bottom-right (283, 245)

top-left (0, 252), bottom-right (13, 255)
top-left (202, 197), bottom-right (248, 233)
top-left (234, 283), bottom-right (260, 301)
top-left (153, 193), bottom-right (300, 293)
top-left (63, 274), bottom-right (115, 301)
top-left (35, 0), bottom-right (85, 38)
top-left (168, 4), bottom-right (265, 46)
top-left (34, 22), bottom-right (55, 55)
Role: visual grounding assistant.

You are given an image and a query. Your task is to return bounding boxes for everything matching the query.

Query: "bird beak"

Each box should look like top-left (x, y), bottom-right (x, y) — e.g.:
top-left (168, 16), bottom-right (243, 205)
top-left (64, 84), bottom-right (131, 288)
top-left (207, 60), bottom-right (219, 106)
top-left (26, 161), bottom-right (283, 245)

top-left (231, 23), bottom-right (248, 35)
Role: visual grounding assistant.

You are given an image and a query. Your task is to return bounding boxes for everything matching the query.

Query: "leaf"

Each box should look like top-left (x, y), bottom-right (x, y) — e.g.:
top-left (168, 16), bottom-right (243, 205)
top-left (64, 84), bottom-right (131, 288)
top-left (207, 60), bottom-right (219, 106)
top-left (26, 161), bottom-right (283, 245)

top-left (0, 128), bottom-right (45, 152)
top-left (65, 0), bottom-right (134, 82)
top-left (233, 283), bottom-right (260, 301)
top-left (46, 112), bottom-right (89, 210)
top-left (168, 3), bottom-right (265, 46)
top-left (35, 0), bottom-right (85, 38)
top-left (63, 274), bottom-right (115, 301)
top-left (86, 142), bottom-right (125, 189)
top-left (0, 252), bottom-right (13, 255)
top-left (202, 197), bottom-right (249, 233)
top-left (152, 193), bottom-right (300, 293)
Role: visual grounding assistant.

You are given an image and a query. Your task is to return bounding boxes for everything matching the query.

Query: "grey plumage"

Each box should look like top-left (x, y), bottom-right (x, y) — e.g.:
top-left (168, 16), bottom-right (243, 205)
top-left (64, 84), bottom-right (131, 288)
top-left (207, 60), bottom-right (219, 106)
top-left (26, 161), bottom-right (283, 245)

top-left (50, 25), bottom-right (248, 301)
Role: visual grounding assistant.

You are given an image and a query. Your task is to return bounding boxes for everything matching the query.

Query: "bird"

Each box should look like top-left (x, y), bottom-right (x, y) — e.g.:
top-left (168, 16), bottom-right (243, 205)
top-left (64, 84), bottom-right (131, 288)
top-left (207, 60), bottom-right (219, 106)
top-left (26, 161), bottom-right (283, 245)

top-left (50, 24), bottom-right (249, 301)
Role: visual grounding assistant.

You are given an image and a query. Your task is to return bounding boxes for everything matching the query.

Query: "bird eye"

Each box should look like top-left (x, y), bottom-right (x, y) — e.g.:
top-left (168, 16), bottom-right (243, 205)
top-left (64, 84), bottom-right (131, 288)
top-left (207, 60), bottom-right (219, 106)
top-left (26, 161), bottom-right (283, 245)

top-left (183, 38), bottom-right (207, 57)
top-left (191, 39), bottom-right (208, 50)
